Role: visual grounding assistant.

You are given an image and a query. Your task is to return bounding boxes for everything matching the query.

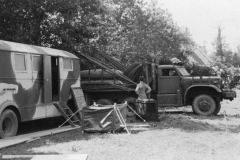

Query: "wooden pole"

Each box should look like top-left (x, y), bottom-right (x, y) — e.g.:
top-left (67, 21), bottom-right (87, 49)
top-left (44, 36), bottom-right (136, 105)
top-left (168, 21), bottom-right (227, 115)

top-left (114, 103), bottom-right (130, 135)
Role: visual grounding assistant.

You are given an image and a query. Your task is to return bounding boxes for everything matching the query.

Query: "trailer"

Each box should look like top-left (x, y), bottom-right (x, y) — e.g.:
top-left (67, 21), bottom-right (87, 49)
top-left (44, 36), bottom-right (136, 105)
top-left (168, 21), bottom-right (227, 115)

top-left (0, 40), bottom-right (82, 138)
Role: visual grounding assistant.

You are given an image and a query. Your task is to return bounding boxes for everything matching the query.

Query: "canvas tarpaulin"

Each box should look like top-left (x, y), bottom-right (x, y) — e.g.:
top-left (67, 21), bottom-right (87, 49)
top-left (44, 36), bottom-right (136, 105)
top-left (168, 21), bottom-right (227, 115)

top-left (82, 104), bottom-right (127, 132)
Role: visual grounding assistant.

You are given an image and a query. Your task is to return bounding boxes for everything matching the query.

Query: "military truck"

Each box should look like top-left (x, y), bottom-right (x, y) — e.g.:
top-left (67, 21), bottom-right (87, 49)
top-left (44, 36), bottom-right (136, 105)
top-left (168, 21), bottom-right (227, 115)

top-left (78, 52), bottom-right (236, 116)
top-left (156, 64), bottom-right (236, 115)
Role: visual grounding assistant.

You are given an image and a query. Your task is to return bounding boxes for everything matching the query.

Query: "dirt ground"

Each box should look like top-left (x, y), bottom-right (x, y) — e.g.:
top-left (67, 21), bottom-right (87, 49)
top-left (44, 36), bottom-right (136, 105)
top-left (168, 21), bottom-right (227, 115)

top-left (1, 90), bottom-right (240, 160)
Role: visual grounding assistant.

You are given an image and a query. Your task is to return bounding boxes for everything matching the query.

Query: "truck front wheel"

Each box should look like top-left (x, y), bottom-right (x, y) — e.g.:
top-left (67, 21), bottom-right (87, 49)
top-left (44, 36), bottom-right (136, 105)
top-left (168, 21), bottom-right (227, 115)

top-left (192, 95), bottom-right (216, 116)
top-left (0, 109), bottom-right (18, 138)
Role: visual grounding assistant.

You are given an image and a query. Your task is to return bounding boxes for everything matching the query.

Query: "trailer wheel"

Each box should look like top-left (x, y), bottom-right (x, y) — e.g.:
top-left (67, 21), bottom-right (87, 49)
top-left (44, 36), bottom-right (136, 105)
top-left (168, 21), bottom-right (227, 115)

top-left (122, 97), bottom-right (137, 116)
top-left (213, 101), bottom-right (221, 115)
top-left (0, 109), bottom-right (18, 138)
top-left (192, 95), bottom-right (216, 116)
top-left (96, 99), bottom-right (113, 105)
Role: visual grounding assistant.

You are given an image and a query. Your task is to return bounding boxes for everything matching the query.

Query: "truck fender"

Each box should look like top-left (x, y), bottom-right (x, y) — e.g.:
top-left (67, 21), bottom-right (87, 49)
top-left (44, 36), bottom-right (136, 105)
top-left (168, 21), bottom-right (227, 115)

top-left (0, 101), bottom-right (20, 120)
top-left (184, 85), bottom-right (221, 104)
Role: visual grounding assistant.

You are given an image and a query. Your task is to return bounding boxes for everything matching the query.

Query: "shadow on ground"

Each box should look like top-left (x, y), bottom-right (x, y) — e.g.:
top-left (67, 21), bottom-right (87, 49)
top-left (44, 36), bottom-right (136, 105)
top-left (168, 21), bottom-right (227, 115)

top-left (17, 117), bottom-right (66, 135)
top-left (150, 110), bottom-right (240, 133)
top-left (0, 128), bottom-right (92, 155)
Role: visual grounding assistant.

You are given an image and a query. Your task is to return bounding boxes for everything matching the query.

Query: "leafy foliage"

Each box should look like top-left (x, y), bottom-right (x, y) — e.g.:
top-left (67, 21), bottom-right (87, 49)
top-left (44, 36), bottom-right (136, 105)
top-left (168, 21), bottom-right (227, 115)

top-left (103, 0), bottom-right (194, 66)
top-left (0, 0), bottom-right (105, 52)
top-left (209, 27), bottom-right (240, 89)
top-left (232, 47), bottom-right (240, 67)
top-left (0, 0), bottom-right (194, 66)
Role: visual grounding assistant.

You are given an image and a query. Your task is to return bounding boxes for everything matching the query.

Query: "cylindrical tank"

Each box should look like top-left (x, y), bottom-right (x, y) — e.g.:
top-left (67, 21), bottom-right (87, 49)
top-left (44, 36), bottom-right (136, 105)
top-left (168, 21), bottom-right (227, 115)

top-left (81, 80), bottom-right (123, 85)
top-left (80, 69), bottom-right (123, 80)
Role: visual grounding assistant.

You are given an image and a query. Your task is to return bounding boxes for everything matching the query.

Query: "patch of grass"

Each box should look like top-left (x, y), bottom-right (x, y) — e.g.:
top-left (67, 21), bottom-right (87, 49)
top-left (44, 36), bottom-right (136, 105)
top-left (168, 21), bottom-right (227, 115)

top-left (1, 113), bottom-right (240, 160)
top-left (2, 128), bottom-right (239, 160)
top-left (156, 114), bottom-right (223, 132)
top-left (1, 91), bottom-right (240, 159)
top-left (0, 128), bottom-right (89, 155)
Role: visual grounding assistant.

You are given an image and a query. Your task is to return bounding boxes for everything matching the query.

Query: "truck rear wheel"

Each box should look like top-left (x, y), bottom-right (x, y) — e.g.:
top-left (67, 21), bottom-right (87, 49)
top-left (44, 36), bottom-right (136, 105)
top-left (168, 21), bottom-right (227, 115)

top-left (96, 99), bottom-right (113, 105)
top-left (0, 109), bottom-right (18, 138)
top-left (122, 97), bottom-right (137, 116)
top-left (192, 95), bottom-right (216, 116)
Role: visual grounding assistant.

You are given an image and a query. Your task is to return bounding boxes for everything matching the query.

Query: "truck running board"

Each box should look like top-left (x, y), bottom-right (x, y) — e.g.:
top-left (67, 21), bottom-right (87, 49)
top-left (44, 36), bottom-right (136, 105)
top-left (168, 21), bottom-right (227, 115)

top-left (53, 102), bottom-right (81, 127)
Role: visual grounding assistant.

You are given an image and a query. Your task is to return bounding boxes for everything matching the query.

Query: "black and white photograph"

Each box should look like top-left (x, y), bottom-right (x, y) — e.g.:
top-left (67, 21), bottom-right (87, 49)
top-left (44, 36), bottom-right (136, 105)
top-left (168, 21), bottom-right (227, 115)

top-left (0, 0), bottom-right (240, 160)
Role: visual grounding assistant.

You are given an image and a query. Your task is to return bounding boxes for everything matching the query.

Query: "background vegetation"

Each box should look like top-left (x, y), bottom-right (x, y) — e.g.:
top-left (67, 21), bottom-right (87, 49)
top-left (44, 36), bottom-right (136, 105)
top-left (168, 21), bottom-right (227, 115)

top-left (0, 0), bottom-right (240, 87)
top-left (0, 0), bottom-right (194, 64)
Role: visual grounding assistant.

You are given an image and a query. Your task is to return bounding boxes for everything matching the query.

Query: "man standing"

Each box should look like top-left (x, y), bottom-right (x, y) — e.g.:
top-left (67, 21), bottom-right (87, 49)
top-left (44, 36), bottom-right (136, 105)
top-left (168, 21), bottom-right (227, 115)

top-left (135, 76), bottom-right (151, 114)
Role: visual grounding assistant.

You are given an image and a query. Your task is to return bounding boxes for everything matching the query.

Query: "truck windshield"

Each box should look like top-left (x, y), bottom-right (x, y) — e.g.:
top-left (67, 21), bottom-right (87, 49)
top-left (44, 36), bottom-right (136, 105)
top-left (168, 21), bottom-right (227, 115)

top-left (177, 67), bottom-right (190, 76)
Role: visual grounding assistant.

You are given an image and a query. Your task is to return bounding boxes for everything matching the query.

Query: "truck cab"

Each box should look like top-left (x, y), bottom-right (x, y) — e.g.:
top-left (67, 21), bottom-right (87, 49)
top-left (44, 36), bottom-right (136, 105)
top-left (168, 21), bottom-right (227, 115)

top-left (157, 65), bottom-right (236, 115)
top-left (157, 65), bottom-right (185, 107)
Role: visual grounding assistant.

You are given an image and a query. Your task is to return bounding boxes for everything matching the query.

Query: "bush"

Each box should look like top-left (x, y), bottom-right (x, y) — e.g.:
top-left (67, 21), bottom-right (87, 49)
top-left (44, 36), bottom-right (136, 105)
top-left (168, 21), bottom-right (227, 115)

top-left (184, 63), bottom-right (240, 89)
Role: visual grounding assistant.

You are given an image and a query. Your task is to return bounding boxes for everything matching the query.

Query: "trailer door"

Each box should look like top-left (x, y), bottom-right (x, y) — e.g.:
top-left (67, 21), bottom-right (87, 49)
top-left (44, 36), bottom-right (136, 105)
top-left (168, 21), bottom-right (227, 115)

top-left (43, 55), bottom-right (52, 103)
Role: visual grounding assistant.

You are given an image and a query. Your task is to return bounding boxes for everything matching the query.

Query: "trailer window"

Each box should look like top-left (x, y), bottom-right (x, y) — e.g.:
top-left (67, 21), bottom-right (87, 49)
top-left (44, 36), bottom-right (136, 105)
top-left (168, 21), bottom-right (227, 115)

top-left (63, 58), bottom-right (73, 70)
top-left (15, 54), bottom-right (26, 71)
top-left (33, 56), bottom-right (42, 71)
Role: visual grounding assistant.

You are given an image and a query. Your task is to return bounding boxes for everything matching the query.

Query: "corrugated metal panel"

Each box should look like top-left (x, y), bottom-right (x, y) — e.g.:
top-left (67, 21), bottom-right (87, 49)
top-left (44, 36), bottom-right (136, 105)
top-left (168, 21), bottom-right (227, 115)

top-left (190, 48), bottom-right (212, 66)
top-left (0, 40), bottom-right (78, 59)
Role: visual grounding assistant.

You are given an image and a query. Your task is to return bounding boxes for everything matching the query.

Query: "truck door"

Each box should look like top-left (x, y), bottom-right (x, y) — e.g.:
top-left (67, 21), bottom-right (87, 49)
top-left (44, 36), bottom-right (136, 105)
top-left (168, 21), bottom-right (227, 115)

top-left (157, 68), bottom-right (181, 107)
top-left (43, 55), bottom-right (52, 103)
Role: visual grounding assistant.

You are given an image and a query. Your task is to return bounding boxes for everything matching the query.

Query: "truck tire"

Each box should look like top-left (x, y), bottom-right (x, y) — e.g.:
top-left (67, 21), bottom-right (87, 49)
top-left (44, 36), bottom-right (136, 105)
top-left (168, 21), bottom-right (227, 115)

top-left (192, 95), bottom-right (216, 116)
top-left (213, 101), bottom-right (221, 115)
top-left (96, 99), bottom-right (113, 105)
top-left (0, 109), bottom-right (18, 138)
top-left (122, 97), bottom-right (137, 116)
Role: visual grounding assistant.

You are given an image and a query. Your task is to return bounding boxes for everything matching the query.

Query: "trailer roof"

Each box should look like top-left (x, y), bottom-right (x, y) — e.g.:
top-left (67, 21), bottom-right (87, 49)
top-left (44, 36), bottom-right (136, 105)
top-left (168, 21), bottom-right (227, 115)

top-left (0, 40), bottom-right (78, 59)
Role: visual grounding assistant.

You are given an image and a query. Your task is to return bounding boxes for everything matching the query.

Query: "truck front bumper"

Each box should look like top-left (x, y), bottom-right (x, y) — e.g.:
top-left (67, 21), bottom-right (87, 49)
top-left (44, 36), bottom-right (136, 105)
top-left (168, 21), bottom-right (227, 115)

top-left (222, 90), bottom-right (237, 100)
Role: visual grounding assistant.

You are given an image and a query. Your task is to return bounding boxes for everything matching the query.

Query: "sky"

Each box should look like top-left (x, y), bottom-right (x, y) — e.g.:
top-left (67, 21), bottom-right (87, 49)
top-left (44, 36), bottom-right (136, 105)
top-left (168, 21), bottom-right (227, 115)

top-left (146, 0), bottom-right (240, 53)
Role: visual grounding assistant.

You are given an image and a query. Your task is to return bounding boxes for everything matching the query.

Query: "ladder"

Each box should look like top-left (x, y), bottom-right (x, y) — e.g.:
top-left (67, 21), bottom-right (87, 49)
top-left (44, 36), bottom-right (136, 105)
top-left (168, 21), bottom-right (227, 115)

top-left (53, 102), bottom-right (81, 127)
top-left (71, 87), bottom-right (86, 111)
